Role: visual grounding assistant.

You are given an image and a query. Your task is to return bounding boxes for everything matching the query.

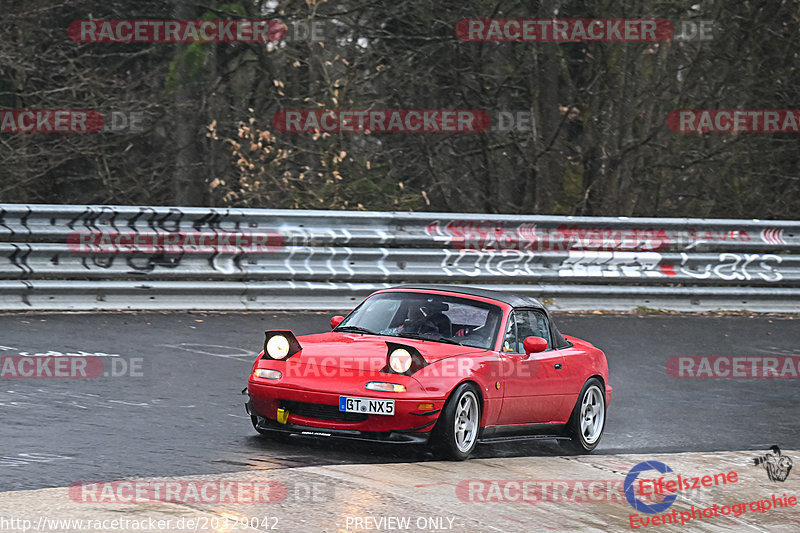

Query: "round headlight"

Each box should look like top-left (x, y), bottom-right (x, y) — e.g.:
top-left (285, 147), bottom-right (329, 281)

top-left (389, 348), bottom-right (412, 373)
top-left (266, 335), bottom-right (291, 359)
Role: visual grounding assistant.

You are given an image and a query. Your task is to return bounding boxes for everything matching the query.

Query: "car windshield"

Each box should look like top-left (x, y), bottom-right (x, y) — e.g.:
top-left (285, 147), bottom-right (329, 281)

top-left (336, 292), bottom-right (502, 350)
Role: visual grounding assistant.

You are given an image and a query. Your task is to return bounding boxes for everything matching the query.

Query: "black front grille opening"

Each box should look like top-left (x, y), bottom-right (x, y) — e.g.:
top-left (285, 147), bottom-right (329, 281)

top-left (280, 400), bottom-right (368, 422)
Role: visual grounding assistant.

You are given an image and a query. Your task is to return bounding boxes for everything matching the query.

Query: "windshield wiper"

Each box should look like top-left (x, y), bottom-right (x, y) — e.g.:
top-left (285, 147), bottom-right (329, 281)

top-left (433, 337), bottom-right (467, 346)
top-left (396, 331), bottom-right (429, 340)
top-left (335, 325), bottom-right (377, 335)
top-left (396, 332), bottom-right (466, 346)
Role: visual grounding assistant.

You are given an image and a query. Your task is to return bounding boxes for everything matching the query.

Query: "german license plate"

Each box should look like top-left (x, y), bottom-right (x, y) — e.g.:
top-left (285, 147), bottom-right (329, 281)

top-left (339, 396), bottom-right (394, 415)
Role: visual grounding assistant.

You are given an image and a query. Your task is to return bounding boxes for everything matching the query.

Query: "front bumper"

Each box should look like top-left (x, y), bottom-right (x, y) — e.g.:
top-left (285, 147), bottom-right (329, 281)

top-left (246, 400), bottom-right (432, 444)
top-left (246, 380), bottom-right (444, 443)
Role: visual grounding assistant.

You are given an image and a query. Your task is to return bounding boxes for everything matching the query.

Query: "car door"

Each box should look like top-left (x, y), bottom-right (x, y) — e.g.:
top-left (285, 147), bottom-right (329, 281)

top-left (497, 309), bottom-right (567, 425)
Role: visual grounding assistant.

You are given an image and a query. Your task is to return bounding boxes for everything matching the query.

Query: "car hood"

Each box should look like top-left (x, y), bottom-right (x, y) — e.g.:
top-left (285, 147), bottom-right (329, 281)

top-left (288, 332), bottom-right (485, 371)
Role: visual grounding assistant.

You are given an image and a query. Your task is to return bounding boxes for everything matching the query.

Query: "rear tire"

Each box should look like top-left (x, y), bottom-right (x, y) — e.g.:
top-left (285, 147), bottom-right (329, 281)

top-left (559, 378), bottom-right (606, 454)
top-left (432, 383), bottom-right (481, 460)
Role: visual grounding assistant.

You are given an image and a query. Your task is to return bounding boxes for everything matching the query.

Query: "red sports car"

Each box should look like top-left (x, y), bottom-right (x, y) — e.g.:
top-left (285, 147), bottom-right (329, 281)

top-left (245, 285), bottom-right (611, 459)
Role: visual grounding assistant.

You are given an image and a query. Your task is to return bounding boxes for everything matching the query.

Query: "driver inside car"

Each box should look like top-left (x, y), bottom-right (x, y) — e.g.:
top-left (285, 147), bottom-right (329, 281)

top-left (422, 302), bottom-right (452, 337)
top-left (402, 304), bottom-right (439, 335)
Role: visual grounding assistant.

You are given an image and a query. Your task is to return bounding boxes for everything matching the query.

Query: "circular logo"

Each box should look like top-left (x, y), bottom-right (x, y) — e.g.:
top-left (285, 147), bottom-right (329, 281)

top-left (624, 461), bottom-right (677, 514)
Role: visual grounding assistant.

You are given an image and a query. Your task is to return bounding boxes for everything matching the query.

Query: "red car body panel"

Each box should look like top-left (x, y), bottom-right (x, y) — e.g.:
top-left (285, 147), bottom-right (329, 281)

top-left (246, 287), bottom-right (611, 443)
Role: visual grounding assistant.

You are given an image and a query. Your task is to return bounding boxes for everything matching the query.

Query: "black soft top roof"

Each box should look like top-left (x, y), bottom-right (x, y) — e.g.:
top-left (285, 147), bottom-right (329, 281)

top-left (389, 285), bottom-right (545, 309)
top-left (388, 285), bottom-right (569, 349)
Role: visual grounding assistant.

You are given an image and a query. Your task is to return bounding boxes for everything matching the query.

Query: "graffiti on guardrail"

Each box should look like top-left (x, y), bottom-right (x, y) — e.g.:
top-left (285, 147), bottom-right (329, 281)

top-left (424, 220), bottom-right (771, 253)
top-left (440, 249), bottom-right (668, 278)
top-left (426, 221), bottom-right (671, 251)
top-left (0, 206), bottom-right (797, 302)
top-left (557, 251), bottom-right (665, 278)
top-left (676, 253), bottom-right (783, 281)
top-left (67, 231), bottom-right (284, 254)
top-left (0, 246), bottom-right (793, 282)
top-left (436, 249), bottom-right (790, 281)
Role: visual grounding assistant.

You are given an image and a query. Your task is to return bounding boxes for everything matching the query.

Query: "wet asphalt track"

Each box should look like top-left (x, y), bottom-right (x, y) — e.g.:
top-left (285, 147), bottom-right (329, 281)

top-left (1, 311), bottom-right (798, 492)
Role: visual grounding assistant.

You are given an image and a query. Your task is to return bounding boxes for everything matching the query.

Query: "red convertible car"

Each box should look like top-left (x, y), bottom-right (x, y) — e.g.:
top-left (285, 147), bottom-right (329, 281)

top-left (245, 286), bottom-right (611, 459)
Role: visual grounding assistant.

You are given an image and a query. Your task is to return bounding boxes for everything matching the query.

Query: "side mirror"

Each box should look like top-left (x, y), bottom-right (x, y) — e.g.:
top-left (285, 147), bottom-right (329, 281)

top-left (523, 336), bottom-right (548, 354)
top-left (330, 315), bottom-right (345, 330)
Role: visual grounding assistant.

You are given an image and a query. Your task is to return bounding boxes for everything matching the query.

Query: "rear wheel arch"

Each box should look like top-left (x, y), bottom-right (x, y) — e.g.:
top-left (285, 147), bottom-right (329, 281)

top-left (565, 374), bottom-right (605, 413)
top-left (560, 376), bottom-right (606, 454)
top-left (587, 374), bottom-right (605, 393)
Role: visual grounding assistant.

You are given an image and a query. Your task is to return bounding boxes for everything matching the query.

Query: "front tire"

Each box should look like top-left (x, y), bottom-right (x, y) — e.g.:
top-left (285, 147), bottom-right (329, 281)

top-left (432, 383), bottom-right (481, 460)
top-left (559, 378), bottom-right (606, 454)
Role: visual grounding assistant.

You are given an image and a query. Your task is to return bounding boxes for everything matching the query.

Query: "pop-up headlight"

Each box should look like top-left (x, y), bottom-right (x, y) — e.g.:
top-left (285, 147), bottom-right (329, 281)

top-left (262, 330), bottom-right (302, 360)
top-left (381, 342), bottom-right (427, 376)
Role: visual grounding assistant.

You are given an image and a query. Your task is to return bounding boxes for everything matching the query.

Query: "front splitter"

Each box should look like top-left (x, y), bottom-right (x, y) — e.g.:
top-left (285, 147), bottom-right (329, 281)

top-left (246, 400), bottom-right (432, 445)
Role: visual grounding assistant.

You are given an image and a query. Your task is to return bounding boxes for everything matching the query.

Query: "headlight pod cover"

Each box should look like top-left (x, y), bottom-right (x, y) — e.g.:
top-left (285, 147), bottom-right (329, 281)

top-left (382, 341), bottom-right (427, 376)
top-left (262, 330), bottom-right (302, 360)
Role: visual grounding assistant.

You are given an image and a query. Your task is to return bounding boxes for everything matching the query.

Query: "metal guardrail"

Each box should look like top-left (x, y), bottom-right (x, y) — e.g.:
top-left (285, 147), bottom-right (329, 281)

top-left (0, 204), bottom-right (798, 311)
